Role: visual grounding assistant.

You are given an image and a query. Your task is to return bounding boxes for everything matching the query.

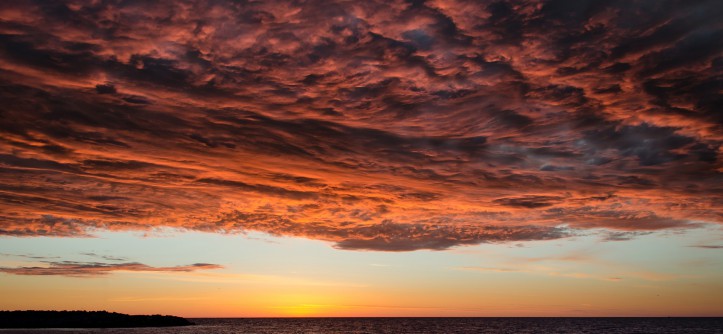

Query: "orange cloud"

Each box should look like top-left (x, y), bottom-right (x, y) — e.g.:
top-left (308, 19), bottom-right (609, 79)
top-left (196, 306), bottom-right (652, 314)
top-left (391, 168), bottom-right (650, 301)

top-left (0, 0), bottom-right (720, 250)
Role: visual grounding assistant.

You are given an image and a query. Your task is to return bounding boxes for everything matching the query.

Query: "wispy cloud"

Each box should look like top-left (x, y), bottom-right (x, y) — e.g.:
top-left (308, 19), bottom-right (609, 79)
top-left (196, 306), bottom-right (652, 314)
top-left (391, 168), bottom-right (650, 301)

top-left (455, 264), bottom-right (679, 282)
top-left (601, 231), bottom-right (654, 242)
top-left (108, 296), bottom-right (209, 302)
top-left (457, 266), bottom-right (520, 273)
top-left (0, 261), bottom-right (223, 277)
top-left (0, 253), bottom-right (61, 260)
top-left (133, 271), bottom-right (368, 288)
top-left (689, 245), bottom-right (723, 249)
top-left (80, 252), bottom-right (128, 262)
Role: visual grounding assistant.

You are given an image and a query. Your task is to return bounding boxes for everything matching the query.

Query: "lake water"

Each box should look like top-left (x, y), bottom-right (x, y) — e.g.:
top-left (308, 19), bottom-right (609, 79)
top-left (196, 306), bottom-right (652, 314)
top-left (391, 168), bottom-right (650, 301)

top-left (2, 317), bottom-right (722, 333)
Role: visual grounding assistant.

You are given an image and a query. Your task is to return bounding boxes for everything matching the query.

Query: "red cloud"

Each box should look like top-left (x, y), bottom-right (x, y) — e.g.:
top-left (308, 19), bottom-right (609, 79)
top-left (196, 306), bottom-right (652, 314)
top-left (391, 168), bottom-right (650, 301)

top-left (0, 0), bottom-right (720, 250)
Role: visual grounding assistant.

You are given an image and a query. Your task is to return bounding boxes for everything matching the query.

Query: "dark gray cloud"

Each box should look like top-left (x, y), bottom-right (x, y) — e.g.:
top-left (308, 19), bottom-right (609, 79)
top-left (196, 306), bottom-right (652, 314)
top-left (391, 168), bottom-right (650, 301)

top-left (689, 245), bottom-right (723, 250)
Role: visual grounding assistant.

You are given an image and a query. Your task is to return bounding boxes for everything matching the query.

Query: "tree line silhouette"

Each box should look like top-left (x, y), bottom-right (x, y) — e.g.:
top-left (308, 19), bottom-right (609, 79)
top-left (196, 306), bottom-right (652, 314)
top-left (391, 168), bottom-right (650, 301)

top-left (0, 310), bottom-right (193, 328)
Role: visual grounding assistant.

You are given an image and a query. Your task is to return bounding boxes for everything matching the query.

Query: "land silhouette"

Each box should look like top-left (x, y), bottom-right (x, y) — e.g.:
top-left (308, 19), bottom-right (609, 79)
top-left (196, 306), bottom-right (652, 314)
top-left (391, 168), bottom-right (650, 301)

top-left (0, 310), bottom-right (193, 328)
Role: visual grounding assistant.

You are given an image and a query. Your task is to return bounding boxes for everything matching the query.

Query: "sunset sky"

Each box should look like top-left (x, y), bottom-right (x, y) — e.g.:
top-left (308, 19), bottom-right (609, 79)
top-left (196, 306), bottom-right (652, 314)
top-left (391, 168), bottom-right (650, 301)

top-left (0, 0), bottom-right (721, 317)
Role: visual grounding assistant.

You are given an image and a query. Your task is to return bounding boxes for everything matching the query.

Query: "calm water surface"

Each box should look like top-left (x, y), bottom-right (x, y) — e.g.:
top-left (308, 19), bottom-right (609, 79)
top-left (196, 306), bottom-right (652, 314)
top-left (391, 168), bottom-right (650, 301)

top-left (2, 318), bottom-right (722, 334)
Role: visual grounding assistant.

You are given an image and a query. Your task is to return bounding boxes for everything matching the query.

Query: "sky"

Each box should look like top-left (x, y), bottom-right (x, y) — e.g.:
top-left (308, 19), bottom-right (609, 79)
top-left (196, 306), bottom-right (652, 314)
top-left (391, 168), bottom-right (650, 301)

top-left (0, 0), bottom-right (721, 317)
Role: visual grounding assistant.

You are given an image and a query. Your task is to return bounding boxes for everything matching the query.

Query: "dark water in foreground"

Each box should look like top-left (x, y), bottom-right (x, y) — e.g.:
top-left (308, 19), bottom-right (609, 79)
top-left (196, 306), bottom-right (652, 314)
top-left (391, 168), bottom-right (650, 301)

top-left (2, 318), bottom-right (722, 334)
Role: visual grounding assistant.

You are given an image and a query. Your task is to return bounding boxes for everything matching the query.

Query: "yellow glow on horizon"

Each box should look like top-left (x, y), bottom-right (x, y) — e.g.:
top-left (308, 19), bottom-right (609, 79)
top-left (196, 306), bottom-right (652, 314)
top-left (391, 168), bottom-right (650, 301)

top-left (261, 293), bottom-right (346, 316)
top-left (272, 304), bottom-right (329, 317)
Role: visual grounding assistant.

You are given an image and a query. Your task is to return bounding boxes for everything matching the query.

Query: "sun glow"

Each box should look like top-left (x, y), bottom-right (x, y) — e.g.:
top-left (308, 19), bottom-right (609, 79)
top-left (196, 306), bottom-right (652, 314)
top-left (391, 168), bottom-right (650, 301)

top-left (269, 294), bottom-right (337, 317)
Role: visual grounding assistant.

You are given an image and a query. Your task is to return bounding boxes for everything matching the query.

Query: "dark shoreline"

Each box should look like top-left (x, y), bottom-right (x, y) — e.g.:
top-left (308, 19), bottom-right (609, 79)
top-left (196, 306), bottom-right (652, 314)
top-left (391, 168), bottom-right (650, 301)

top-left (0, 311), bottom-right (194, 328)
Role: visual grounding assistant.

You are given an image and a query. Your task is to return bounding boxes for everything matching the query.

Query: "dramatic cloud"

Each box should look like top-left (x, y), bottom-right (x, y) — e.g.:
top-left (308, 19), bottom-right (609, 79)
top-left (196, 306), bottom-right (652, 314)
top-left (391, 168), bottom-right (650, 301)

top-left (0, 0), bottom-right (720, 250)
top-left (0, 261), bottom-right (223, 277)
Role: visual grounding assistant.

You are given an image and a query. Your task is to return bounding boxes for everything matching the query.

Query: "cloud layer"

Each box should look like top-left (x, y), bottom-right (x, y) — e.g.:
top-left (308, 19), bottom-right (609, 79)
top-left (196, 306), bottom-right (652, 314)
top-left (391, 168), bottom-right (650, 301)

top-left (0, 261), bottom-right (222, 277)
top-left (0, 0), bottom-right (720, 250)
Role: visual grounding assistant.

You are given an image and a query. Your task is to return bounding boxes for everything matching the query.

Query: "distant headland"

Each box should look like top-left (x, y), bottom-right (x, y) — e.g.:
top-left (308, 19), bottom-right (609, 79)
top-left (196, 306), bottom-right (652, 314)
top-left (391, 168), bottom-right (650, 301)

top-left (0, 310), bottom-right (194, 328)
